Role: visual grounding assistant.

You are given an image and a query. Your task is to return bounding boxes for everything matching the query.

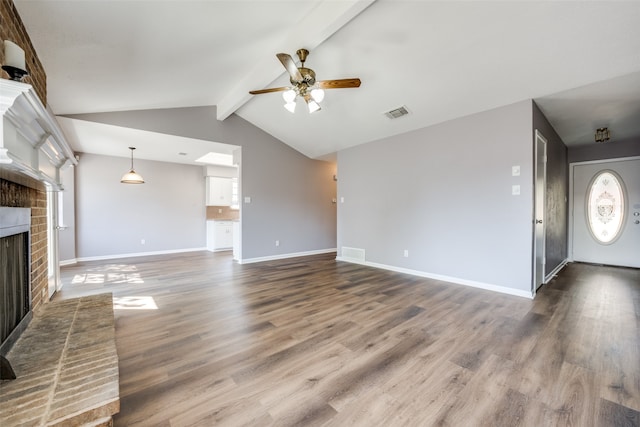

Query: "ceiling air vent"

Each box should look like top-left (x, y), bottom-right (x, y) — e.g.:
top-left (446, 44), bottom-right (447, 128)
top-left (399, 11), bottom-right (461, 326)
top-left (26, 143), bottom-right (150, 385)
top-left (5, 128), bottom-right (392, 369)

top-left (384, 105), bottom-right (410, 119)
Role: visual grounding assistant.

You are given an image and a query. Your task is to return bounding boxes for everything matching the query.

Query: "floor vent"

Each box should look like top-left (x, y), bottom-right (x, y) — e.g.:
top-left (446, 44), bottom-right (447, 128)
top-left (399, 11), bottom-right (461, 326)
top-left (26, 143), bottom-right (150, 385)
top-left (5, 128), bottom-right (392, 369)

top-left (384, 105), bottom-right (410, 119)
top-left (341, 247), bottom-right (365, 262)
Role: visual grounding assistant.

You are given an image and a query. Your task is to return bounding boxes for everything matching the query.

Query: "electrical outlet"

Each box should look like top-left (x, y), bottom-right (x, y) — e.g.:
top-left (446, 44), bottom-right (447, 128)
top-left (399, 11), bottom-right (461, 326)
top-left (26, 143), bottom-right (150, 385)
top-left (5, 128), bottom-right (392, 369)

top-left (141, 239), bottom-right (145, 245)
top-left (275, 240), bottom-right (280, 247)
top-left (404, 249), bottom-right (409, 258)
top-left (512, 185), bottom-right (520, 196)
top-left (218, 208), bottom-right (222, 213)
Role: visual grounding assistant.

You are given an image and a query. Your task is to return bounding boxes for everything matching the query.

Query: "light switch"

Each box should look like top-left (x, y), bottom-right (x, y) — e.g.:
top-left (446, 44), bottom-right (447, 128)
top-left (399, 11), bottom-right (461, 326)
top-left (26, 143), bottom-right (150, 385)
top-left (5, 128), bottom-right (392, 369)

top-left (512, 165), bottom-right (520, 176)
top-left (340, 197), bottom-right (345, 203)
top-left (512, 185), bottom-right (520, 195)
top-left (244, 196), bottom-right (251, 203)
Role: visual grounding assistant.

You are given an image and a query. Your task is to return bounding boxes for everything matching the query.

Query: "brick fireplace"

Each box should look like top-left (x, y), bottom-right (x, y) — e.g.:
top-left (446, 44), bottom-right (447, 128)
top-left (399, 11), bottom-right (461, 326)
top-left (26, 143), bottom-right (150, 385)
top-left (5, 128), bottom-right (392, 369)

top-left (1, 177), bottom-right (49, 312)
top-left (0, 6), bottom-right (119, 424)
top-left (1, 0), bottom-right (51, 313)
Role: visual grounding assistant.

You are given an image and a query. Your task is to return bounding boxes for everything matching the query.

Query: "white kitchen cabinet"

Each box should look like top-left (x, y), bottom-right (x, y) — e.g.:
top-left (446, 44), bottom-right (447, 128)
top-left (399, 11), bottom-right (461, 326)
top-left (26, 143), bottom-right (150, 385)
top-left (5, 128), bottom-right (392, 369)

top-left (206, 177), bottom-right (232, 206)
top-left (206, 220), bottom-right (233, 251)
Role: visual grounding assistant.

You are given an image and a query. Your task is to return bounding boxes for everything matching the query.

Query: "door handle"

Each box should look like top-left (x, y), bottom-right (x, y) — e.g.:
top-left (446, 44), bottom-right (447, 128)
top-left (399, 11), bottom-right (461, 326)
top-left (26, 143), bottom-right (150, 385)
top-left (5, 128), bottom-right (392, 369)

top-left (535, 220), bottom-right (543, 224)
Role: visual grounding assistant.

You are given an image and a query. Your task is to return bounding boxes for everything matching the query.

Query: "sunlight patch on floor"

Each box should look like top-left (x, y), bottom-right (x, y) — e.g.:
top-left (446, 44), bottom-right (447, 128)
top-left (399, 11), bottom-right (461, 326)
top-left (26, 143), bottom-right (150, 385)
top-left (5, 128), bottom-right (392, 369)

top-left (113, 296), bottom-right (158, 310)
top-left (71, 272), bottom-right (144, 285)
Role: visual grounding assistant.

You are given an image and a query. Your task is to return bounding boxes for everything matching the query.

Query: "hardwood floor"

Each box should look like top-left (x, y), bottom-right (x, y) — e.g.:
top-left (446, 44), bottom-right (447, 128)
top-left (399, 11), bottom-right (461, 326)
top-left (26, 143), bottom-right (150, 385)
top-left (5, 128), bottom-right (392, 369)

top-left (57, 252), bottom-right (640, 426)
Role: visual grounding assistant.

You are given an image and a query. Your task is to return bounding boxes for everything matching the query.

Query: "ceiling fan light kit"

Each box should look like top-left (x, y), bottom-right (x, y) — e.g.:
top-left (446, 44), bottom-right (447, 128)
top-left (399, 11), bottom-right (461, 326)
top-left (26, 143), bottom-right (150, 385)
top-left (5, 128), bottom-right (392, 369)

top-left (284, 101), bottom-right (296, 113)
top-left (307, 100), bottom-right (321, 114)
top-left (250, 48), bottom-right (361, 114)
top-left (282, 89), bottom-right (296, 103)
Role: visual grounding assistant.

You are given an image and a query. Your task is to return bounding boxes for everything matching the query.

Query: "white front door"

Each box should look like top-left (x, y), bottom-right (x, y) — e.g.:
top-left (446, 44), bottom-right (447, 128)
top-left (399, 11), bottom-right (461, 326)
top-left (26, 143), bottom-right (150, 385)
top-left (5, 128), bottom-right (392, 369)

top-left (571, 157), bottom-right (640, 268)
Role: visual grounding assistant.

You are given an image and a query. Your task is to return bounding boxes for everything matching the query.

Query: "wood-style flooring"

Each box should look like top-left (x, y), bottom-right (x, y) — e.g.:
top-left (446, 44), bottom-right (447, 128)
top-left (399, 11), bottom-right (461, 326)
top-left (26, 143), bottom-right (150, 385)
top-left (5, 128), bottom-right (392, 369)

top-left (57, 252), bottom-right (640, 426)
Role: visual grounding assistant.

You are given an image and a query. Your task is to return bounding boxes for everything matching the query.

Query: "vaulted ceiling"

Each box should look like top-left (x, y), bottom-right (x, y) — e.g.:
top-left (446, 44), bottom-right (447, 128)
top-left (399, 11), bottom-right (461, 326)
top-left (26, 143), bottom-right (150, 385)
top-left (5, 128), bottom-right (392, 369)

top-left (14, 0), bottom-right (640, 163)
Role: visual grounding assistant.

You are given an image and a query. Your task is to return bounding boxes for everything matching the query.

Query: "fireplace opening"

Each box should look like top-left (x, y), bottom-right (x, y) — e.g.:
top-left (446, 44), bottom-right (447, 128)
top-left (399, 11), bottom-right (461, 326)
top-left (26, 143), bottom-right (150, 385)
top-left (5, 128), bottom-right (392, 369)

top-left (0, 207), bottom-right (32, 380)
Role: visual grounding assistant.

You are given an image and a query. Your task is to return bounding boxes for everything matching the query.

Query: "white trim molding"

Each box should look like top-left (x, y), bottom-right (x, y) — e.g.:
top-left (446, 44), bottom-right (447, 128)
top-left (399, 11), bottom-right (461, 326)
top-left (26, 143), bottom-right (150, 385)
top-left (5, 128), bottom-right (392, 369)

top-left (335, 256), bottom-right (534, 299)
top-left (545, 259), bottom-right (569, 284)
top-left (76, 247), bottom-right (207, 263)
top-left (239, 248), bottom-right (337, 265)
top-left (0, 79), bottom-right (77, 190)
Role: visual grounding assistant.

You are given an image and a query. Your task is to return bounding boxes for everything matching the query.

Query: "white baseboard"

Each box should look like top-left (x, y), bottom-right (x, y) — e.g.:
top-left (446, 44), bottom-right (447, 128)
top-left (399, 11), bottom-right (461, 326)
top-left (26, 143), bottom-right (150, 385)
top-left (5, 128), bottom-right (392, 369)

top-left (545, 259), bottom-right (569, 283)
top-left (335, 257), bottom-right (534, 299)
top-left (59, 259), bottom-right (77, 267)
top-left (76, 247), bottom-right (207, 263)
top-left (239, 248), bottom-right (337, 265)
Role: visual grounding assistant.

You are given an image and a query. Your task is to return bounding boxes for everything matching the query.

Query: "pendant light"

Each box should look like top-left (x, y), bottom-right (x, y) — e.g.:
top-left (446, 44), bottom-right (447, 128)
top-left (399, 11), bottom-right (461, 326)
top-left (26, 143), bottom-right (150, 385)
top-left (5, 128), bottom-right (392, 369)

top-left (121, 147), bottom-right (145, 184)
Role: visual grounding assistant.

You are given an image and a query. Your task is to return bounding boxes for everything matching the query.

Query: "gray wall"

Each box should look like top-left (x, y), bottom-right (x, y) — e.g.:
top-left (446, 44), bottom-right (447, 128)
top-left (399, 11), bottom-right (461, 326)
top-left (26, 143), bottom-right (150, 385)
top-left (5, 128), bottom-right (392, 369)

top-left (66, 107), bottom-right (337, 260)
top-left (568, 138), bottom-right (640, 163)
top-left (337, 100), bottom-right (535, 294)
top-left (75, 153), bottom-right (206, 258)
top-left (532, 101), bottom-right (568, 276)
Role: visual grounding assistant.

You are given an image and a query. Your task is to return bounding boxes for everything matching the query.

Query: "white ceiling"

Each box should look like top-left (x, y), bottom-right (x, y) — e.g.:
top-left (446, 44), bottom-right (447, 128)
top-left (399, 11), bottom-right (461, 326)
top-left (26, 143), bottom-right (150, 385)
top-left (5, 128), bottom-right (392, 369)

top-left (13, 0), bottom-right (640, 162)
top-left (56, 116), bottom-right (239, 166)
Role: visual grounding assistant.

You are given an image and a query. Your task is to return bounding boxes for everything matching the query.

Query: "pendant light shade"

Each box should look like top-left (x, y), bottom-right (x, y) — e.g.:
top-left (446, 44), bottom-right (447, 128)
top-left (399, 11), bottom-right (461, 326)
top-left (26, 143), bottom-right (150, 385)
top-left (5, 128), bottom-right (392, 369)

top-left (307, 100), bottom-right (321, 113)
top-left (284, 101), bottom-right (296, 113)
top-left (310, 88), bottom-right (324, 103)
top-left (121, 147), bottom-right (145, 184)
top-left (282, 89), bottom-right (296, 103)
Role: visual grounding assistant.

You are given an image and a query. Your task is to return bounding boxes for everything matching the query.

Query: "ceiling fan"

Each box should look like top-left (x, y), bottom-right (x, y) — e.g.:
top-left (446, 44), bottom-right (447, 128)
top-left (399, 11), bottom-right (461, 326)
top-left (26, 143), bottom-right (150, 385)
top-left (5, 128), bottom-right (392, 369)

top-left (249, 48), bottom-right (361, 113)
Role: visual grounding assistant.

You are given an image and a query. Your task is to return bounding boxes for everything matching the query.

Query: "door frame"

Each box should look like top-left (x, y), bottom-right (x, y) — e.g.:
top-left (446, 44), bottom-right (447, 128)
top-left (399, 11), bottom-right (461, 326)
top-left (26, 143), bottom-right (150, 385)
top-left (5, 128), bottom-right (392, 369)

top-left (532, 130), bottom-right (547, 296)
top-left (46, 187), bottom-right (61, 299)
top-left (568, 155), bottom-right (640, 263)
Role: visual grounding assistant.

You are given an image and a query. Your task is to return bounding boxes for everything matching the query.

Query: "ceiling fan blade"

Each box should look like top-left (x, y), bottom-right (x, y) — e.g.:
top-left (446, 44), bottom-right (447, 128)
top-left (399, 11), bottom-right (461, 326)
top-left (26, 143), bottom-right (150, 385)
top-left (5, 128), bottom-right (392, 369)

top-left (249, 86), bottom-right (290, 95)
top-left (277, 53), bottom-right (303, 83)
top-left (316, 78), bottom-right (361, 89)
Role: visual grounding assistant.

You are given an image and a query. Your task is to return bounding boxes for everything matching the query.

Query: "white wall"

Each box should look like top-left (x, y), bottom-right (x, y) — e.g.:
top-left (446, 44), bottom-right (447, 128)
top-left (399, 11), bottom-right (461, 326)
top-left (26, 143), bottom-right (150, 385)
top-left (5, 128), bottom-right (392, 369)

top-left (337, 100), bottom-right (534, 296)
top-left (75, 153), bottom-right (206, 259)
top-left (205, 165), bottom-right (237, 178)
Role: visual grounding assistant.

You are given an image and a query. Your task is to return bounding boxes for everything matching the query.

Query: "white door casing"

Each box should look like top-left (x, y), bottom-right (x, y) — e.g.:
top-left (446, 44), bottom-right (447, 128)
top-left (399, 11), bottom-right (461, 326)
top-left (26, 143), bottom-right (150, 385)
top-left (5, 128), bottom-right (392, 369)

top-left (46, 189), bottom-right (61, 298)
top-left (533, 130), bottom-right (547, 293)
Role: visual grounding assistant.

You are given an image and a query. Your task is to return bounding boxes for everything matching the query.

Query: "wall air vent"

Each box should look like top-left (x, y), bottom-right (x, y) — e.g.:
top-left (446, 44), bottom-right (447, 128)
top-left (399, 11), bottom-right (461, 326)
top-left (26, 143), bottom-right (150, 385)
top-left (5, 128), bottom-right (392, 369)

top-left (384, 105), bottom-right (410, 119)
top-left (341, 247), bottom-right (366, 262)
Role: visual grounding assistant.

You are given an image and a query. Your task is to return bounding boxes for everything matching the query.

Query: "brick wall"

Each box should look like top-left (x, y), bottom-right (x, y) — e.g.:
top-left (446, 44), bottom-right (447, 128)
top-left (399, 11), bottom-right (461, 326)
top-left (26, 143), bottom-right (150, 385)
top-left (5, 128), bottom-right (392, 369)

top-left (1, 1), bottom-right (49, 311)
top-left (1, 178), bottom-right (49, 311)
top-left (0, 0), bottom-right (47, 105)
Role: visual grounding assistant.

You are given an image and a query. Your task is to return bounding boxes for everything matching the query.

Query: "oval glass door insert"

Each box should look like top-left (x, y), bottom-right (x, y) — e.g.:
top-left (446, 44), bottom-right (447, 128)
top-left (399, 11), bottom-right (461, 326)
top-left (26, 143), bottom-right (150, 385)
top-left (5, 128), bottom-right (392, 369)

top-left (586, 170), bottom-right (626, 244)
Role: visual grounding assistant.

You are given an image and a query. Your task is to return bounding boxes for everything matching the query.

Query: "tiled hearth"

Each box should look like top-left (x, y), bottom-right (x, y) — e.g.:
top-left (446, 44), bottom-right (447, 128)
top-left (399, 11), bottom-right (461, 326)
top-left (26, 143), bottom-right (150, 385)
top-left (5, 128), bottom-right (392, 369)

top-left (0, 294), bottom-right (120, 426)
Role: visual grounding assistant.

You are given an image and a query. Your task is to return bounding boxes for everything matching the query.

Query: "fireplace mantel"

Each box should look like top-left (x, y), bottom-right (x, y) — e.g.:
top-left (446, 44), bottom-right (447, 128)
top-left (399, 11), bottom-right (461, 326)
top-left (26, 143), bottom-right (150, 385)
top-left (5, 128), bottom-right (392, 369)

top-left (0, 79), bottom-right (77, 190)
